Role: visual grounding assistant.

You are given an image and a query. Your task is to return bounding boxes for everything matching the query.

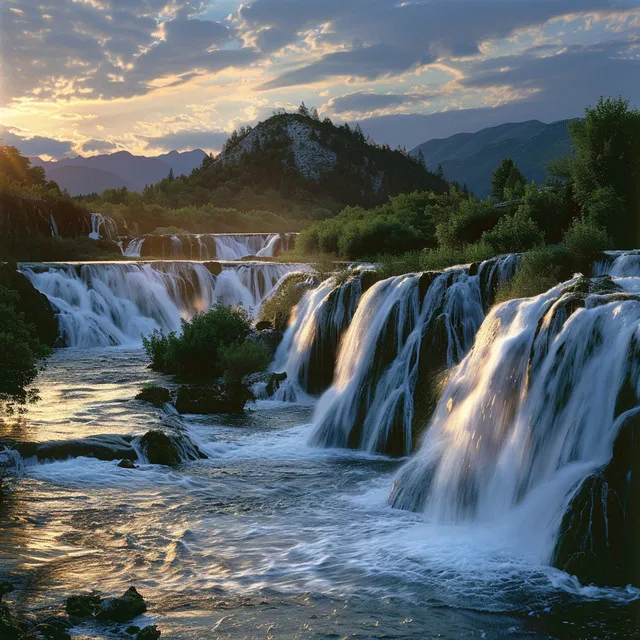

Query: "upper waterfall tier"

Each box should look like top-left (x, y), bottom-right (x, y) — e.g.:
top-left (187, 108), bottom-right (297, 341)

top-left (593, 250), bottom-right (640, 278)
top-left (122, 232), bottom-right (296, 260)
top-left (19, 261), bottom-right (307, 348)
top-left (389, 275), bottom-right (640, 584)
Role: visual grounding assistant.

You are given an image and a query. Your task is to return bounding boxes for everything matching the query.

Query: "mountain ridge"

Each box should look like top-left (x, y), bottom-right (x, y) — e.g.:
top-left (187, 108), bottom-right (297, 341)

top-left (411, 120), bottom-right (575, 197)
top-left (31, 149), bottom-right (207, 195)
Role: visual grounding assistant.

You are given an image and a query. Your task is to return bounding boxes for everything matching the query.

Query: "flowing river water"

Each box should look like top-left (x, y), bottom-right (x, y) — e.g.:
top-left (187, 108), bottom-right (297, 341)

top-left (1, 255), bottom-right (640, 639)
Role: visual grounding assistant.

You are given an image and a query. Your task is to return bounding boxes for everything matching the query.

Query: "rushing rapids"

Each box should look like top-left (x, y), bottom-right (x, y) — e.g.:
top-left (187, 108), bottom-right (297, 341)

top-left (301, 255), bottom-right (519, 455)
top-left (389, 273), bottom-right (640, 586)
top-left (19, 261), bottom-right (301, 347)
top-left (122, 232), bottom-right (296, 259)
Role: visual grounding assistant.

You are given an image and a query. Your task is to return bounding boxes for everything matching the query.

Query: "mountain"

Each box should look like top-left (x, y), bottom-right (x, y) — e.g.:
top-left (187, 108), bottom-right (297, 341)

top-left (32, 149), bottom-right (207, 195)
top-left (44, 165), bottom-right (139, 196)
top-left (411, 120), bottom-right (575, 197)
top-left (185, 112), bottom-right (448, 209)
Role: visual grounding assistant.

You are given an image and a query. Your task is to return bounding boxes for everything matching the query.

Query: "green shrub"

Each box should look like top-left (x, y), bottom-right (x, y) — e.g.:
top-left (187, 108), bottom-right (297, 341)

top-left (136, 384), bottom-right (171, 407)
top-left (142, 305), bottom-right (253, 379)
top-left (517, 184), bottom-right (573, 244)
top-left (562, 219), bottom-right (612, 273)
top-left (258, 273), bottom-right (315, 330)
top-left (435, 198), bottom-right (503, 248)
top-left (221, 340), bottom-right (270, 384)
top-left (495, 246), bottom-right (572, 303)
top-left (0, 285), bottom-right (52, 411)
top-left (482, 211), bottom-right (544, 254)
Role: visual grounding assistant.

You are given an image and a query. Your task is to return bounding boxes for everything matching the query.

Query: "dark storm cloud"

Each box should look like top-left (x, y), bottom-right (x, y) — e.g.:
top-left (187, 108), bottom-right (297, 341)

top-left (246, 0), bottom-right (625, 88)
top-left (1, 129), bottom-right (73, 158)
top-left (144, 130), bottom-right (230, 151)
top-left (258, 44), bottom-right (434, 90)
top-left (0, 0), bottom-right (257, 104)
top-left (82, 139), bottom-right (119, 154)
top-left (327, 91), bottom-right (439, 114)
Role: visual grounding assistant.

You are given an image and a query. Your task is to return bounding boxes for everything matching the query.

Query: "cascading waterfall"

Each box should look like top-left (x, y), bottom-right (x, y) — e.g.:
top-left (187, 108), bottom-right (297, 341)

top-left (308, 255), bottom-right (519, 456)
top-left (271, 273), bottom-right (363, 402)
top-left (122, 233), bottom-right (287, 259)
top-left (89, 213), bottom-right (119, 241)
top-left (593, 250), bottom-right (640, 278)
top-left (389, 275), bottom-right (640, 571)
top-left (19, 261), bottom-right (301, 348)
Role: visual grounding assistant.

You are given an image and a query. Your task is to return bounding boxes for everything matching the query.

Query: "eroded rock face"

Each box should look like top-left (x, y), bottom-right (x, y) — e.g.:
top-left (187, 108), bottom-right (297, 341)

top-left (553, 410), bottom-right (640, 587)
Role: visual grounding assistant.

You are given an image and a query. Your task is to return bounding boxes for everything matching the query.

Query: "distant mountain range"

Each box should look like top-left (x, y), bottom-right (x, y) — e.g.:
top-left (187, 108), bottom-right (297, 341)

top-left (31, 149), bottom-right (207, 196)
top-left (411, 120), bottom-right (575, 197)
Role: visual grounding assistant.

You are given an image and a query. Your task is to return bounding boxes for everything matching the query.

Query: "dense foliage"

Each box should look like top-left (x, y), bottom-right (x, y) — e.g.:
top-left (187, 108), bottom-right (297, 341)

top-left (0, 285), bottom-right (52, 411)
top-left (142, 305), bottom-right (267, 382)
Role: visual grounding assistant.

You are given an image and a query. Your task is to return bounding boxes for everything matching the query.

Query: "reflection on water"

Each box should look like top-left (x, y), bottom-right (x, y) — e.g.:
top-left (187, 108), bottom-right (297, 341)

top-left (0, 348), bottom-right (639, 639)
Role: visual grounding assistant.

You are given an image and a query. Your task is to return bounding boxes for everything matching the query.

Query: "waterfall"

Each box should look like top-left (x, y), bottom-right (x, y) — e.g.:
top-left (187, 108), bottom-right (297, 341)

top-left (50, 215), bottom-right (59, 237)
top-left (271, 273), bottom-right (363, 402)
top-left (122, 233), bottom-right (285, 259)
top-left (19, 261), bottom-right (301, 348)
top-left (89, 213), bottom-right (118, 241)
top-left (308, 255), bottom-right (519, 456)
top-left (593, 250), bottom-right (640, 278)
top-left (389, 275), bottom-right (640, 566)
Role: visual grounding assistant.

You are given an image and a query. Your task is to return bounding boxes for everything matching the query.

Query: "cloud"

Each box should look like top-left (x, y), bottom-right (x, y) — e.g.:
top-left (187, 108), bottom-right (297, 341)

top-left (0, 128), bottom-right (73, 158)
top-left (246, 0), bottom-right (623, 88)
top-left (0, 0), bottom-right (259, 104)
top-left (144, 130), bottom-right (230, 152)
top-left (82, 139), bottom-right (118, 154)
top-left (326, 91), bottom-right (439, 116)
top-left (258, 44), bottom-right (435, 90)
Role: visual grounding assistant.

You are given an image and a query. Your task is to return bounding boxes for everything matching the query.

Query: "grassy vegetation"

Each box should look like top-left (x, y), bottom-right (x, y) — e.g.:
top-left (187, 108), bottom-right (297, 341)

top-left (258, 272), bottom-right (316, 330)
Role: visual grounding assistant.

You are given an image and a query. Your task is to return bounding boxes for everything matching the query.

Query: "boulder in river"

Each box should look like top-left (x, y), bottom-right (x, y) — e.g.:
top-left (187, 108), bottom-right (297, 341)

top-left (66, 592), bottom-right (102, 619)
top-left (95, 586), bottom-right (147, 623)
top-left (174, 383), bottom-right (248, 414)
top-left (137, 624), bottom-right (161, 639)
top-left (138, 431), bottom-right (181, 466)
top-left (35, 616), bottom-right (72, 640)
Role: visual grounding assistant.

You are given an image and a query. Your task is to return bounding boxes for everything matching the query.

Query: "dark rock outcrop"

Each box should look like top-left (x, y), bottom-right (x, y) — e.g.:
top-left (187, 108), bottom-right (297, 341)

top-left (137, 625), bottom-right (161, 640)
top-left (135, 385), bottom-right (171, 408)
top-left (66, 592), bottom-right (102, 619)
top-left (174, 383), bottom-right (248, 415)
top-left (95, 587), bottom-right (147, 623)
top-left (15, 435), bottom-right (137, 462)
top-left (0, 264), bottom-right (58, 346)
top-left (138, 431), bottom-right (181, 466)
top-left (553, 410), bottom-right (640, 587)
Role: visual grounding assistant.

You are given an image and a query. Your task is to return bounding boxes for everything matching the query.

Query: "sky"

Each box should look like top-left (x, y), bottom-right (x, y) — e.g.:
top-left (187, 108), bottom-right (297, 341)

top-left (1, 0), bottom-right (639, 159)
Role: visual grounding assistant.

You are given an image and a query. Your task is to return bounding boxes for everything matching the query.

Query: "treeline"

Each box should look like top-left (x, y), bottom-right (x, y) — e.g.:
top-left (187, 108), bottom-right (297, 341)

top-left (85, 106), bottom-right (447, 224)
top-left (298, 97), bottom-right (640, 273)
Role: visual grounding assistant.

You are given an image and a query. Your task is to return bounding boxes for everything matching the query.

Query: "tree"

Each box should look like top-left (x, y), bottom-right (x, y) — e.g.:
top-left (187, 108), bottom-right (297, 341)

top-left (491, 158), bottom-right (526, 201)
top-left (298, 102), bottom-right (310, 117)
top-left (570, 97), bottom-right (640, 247)
top-left (167, 168), bottom-right (174, 182)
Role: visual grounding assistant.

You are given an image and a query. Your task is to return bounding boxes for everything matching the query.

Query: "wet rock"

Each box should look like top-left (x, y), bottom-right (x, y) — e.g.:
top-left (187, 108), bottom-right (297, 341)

top-left (418, 271), bottom-right (440, 303)
top-left (95, 586), bottom-right (147, 623)
top-left (174, 384), bottom-right (247, 414)
top-left (0, 582), bottom-right (14, 600)
top-left (553, 411), bottom-right (640, 587)
top-left (360, 270), bottom-right (382, 293)
top-left (138, 431), bottom-right (181, 466)
top-left (36, 616), bottom-right (72, 640)
top-left (255, 320), bottom-right (273, 331)
top-left (117, 459), bottom-right (137, 469)
top-left (66, 592), bottom-right (102, 619)
top-left (254, 329), bottom-right (284, 358)
top-left (0, 602), bottom-right (22, 640)
top-left (137, 624), bottom-right (161, 639)
top-left (126, 626), bottom-right (141, 635)
top-left (135, 385), bottom-right (171, 408)
top-left (16, 435), bottom-right (136, 463)
top-left (266, 372), bottom-right (287, 396)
